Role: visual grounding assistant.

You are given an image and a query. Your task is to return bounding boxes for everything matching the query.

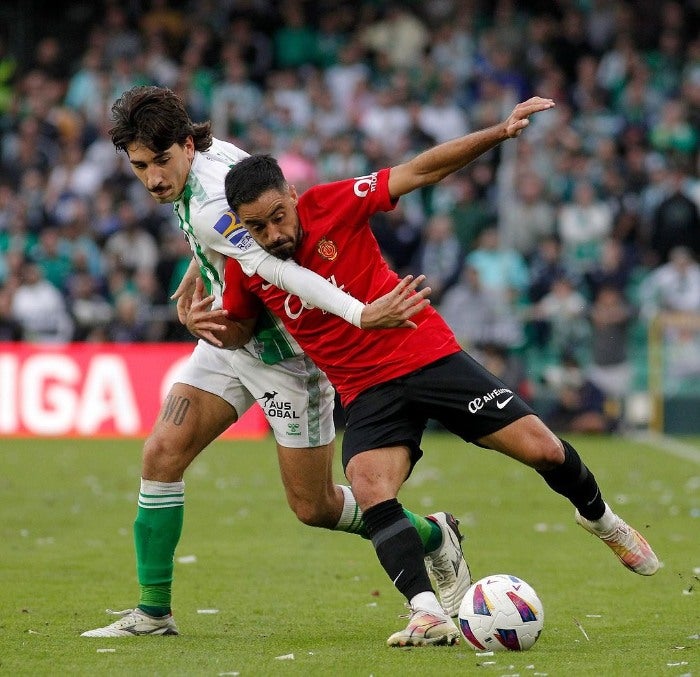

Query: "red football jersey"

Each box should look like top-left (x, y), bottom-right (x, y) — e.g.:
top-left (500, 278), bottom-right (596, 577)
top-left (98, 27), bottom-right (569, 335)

top-left (224, 168), bottom-right (461, 405)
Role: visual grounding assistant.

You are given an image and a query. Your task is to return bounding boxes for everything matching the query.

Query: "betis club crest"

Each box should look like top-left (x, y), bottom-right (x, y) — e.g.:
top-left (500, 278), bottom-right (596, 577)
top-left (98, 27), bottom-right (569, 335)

top-left (317, 237), bottom-right (338, 261)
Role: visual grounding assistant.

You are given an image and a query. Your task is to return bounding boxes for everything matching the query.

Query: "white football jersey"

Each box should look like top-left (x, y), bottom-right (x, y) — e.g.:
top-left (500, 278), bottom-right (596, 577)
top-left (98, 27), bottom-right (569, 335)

top-left (173, 137), bottom-right (303, 364)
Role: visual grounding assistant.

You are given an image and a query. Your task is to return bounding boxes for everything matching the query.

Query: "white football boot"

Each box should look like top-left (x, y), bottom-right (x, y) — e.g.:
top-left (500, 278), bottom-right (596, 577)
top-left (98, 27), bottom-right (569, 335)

top-left (575, 507), bottom-right (660, 575)
top-left (425, 512), bottom-right (472, 616)
top-left (81, 608), bottom-right (179, 637)
top-left (387, 605), bottom-right (460, 647)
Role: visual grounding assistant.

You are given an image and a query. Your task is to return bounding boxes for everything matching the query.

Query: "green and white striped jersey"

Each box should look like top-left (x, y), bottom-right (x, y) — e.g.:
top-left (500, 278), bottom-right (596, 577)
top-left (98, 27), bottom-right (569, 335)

top-left (173, 137), bottom-right (303, 365)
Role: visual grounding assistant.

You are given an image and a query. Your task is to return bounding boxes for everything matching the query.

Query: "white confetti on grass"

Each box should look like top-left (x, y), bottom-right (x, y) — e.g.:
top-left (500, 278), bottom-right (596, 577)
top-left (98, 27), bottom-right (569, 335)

top-left (196, 609), bottom-right (219, 614)
top-left (96, 648), bottom-right (115, 653)
top-left (275, 653), bottom-right (294, 660)
top-left (533, 522), bottom-right (566, 532)
top-left (573, 617), bottom-right (590, 641)
top-left (176, 555), bottom-right (197, 564)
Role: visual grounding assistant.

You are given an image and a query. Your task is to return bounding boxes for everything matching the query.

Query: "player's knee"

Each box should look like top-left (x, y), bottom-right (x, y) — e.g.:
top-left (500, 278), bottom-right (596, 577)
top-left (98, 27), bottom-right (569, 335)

top-left (289, 497), bottom-right (336, 528)
top-left (142, 433), bottom-right (191, 481)
top-left (345, 478), bottom-right (393, 512)
top-left (540, 439), bottom-right (566, 469)
top-left (345, 451), bottom-right (408, 510)
top-left (508, 419), bottom-right (565, 470)
top-left (529, 432), bottom-right (565, 470)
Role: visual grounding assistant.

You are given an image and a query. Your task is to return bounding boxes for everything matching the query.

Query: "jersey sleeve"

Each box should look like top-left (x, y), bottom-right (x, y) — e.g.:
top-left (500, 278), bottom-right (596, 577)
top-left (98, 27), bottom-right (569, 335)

top-left (255, 255), bottom-right (364, 327)
top-left (302, 168), bottom-right (396, 230)
top-left (222, 252), bottom-right (363, 328)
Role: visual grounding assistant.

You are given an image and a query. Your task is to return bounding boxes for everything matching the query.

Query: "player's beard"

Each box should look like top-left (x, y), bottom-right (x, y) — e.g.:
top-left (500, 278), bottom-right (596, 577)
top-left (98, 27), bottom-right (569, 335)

top-left (268, 240), bottom-right (295, 260)
top-left (267, 227), bottom-right (300, 260)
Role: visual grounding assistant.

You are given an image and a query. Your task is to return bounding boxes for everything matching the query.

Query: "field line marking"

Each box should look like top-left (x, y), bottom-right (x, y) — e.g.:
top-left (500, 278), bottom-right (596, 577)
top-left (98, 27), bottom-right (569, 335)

top-left (624, 431), bottom-right (700, 465)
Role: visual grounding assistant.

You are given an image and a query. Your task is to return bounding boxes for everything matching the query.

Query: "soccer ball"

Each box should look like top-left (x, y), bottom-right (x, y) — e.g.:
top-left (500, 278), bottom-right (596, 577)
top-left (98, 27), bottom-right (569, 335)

top-left (458, 574), bottom-right (544, 651)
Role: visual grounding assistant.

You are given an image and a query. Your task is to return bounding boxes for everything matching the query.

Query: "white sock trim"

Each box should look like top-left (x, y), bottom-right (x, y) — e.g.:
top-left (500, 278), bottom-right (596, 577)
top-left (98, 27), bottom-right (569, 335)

top-left (138, 479), bottom-right (185, 509)
top-left (334, 485), bottom-right (364, 532)
top-left (587, 503), bottom-right (618, 534)
top-left (410, 591), bottom-right (445, 615)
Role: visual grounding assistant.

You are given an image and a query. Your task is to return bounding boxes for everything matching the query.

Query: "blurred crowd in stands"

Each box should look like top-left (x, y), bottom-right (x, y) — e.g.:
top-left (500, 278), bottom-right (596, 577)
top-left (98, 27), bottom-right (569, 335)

top-left (0, 0), bottom-right (699, 431)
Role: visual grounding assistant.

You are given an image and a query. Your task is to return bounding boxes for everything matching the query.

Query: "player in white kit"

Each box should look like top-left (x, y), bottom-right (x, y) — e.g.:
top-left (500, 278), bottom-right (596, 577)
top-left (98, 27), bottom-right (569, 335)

top-left (82, 86), bottom-right (469, 637)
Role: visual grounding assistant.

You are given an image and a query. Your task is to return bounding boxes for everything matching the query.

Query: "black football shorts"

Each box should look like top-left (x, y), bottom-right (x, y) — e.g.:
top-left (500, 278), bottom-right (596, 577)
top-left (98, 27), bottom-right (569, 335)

top-left (341, 351), bottom-right (535, 471)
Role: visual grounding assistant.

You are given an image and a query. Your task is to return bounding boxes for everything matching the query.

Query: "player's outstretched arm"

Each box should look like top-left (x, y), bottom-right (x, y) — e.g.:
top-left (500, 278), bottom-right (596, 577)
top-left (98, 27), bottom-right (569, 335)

top-left (388, 96), bottom-right (555, 199)
top-left (259, 257), bottom-right (431, 330)
top-left (186, 277), bottom-right (255, 349)
top-left (361, 274), bottom-right (431, 329)
top-left (257, 255), bottom-right (367, 327)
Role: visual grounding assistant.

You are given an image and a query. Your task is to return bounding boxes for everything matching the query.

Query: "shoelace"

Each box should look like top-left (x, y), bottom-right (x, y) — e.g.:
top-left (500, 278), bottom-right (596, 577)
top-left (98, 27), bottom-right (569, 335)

top-left (429, 553), bottom-right (453, 583)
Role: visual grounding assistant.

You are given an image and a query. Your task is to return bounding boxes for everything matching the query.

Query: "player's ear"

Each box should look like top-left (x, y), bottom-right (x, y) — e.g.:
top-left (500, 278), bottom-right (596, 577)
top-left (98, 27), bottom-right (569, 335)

top-left (183, 135), bottom-right (195, 161)
top-left (288, 184), bottom-right (299, 205)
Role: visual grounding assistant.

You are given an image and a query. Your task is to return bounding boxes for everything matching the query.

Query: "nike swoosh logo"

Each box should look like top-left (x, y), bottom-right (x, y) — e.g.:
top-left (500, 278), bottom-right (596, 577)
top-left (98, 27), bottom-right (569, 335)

top-left (496, 395), bottom-right (514, 409)
top-left (586, 488), bottom-right (600, 506)
top-left (393, 569), bottom-right (405, 585)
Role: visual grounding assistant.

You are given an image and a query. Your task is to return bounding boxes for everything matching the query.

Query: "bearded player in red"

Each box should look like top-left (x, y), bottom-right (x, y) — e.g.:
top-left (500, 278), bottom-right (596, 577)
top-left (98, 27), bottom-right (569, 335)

top-left (194, 97), bottom-right (659, 647)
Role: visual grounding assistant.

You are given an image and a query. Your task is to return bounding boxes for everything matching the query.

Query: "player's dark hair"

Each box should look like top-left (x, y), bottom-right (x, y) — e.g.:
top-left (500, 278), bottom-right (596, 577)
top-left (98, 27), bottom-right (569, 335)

top-left (109, 85), bottom-right (212, 154)
top-left (225, 154), bottom-right (288, 211)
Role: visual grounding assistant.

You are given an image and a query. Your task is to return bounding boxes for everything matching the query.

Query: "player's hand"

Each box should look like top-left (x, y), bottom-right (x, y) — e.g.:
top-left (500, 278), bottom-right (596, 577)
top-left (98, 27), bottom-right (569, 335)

top-left (185, 277), bottom-right (229, 347)
top-left (504, 96), bottom-right (555, 138)
top-left (170, 260), bottom-right (201, 324)
top-left (360, 274), bottom-right (431, 329)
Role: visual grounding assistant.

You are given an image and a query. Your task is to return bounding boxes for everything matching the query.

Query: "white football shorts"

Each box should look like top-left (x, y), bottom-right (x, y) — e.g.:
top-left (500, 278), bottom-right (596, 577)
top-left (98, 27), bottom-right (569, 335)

top-left (174, 340), bottom-right (336, 448)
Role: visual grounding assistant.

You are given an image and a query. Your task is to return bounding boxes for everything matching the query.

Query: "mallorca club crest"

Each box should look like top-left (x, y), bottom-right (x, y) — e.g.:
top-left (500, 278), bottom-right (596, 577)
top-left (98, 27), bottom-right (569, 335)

top-left (316, 237), bottom-right (338, 261)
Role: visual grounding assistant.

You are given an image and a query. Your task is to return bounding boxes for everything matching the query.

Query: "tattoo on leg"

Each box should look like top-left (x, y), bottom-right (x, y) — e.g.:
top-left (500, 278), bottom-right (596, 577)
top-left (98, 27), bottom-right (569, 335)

top-left (161, 394), bottom-right (191, 425)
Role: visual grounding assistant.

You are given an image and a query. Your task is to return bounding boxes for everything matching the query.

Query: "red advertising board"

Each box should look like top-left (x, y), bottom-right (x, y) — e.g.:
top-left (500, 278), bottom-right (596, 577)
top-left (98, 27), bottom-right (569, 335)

top-left (0, 342), bottom-right (269, 438)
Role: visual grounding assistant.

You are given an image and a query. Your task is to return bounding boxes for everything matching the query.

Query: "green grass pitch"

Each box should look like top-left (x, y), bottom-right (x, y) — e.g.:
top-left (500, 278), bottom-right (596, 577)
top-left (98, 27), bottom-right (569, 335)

top-left (1, 432), bottom-right (698, 676)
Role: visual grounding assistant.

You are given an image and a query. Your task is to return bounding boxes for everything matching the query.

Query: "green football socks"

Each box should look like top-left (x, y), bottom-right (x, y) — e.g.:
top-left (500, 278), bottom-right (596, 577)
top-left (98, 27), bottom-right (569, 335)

top-left (406, 511), bottom-right (443, 553)
top-left (134, 479), bottom-right (185, 617)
